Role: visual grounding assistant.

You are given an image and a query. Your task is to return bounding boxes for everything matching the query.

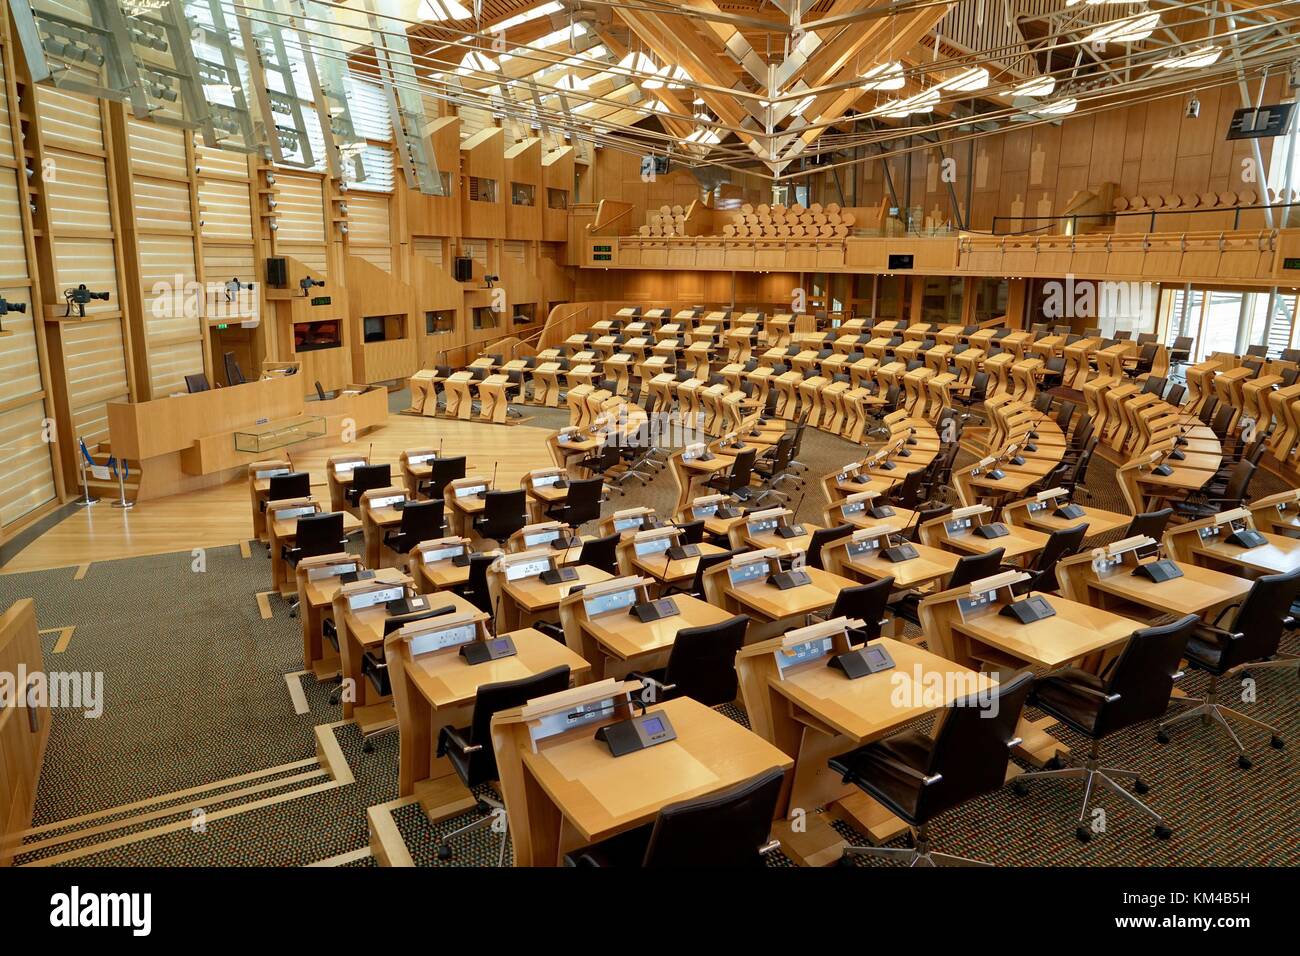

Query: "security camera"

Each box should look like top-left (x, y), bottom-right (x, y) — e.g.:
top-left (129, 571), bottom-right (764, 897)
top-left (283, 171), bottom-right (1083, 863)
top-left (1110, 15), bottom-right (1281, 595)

top-left (483, 274), bottom-right (499, 288)
top-left (224, 277), bottom-right (252, 301)
top-left (0, 295), bottom-right (25, 333)
top-left (63, 284), bottom-right (109, 318)
top-left (299, 276), bottom-right (325, 297)
top-left (1186, 94), bottom-right (1201, 119)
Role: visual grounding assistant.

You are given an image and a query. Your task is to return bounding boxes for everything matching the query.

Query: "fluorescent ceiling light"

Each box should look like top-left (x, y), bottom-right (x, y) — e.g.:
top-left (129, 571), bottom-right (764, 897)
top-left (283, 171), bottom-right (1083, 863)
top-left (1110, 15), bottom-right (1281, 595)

top-left (1085, 13), bottom-right (1159, 45)
top-left (1153, 45), bottom-right (1222, 69)
top-left (1034, 97), bottom-right (1078, 116)
top-left (941, 67), bottom-right (989, 92)
top-left (418, 0), bottom-right (472, 20)
top-left (861, 61), bottom-right (905, 91)
top-left (1011, 76), bottom-right (1056, 97)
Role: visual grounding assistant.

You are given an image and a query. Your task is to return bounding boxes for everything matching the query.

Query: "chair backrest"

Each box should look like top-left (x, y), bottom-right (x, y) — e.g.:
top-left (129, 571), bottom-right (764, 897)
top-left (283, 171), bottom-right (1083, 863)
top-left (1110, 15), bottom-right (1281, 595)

top-left (638, 767), bottom-right (785, 867)
top-left (807, 523), bottom-right (853, 570)
top-left (725, 448), bottom-right (758, 491)
top-left (465, 666), bottom-right (573, 784)
top-left (676, 519), bottom-right (705, 544)
top-left (315, 380), bottom-right (327, 402)
top-left (578, 532), bottom-right (619, 575)
top-left (1124, 508), bottom-right (1172, 542)
top-left (429, 456), bottom-right (467, 495)
top-left (910, 503), bottom-right (952, 537)
top-left (662, 615), bottom-right (750, 706)
top-left (1054, 400), bottom-right (1076, 434)
top-left (916, 671), bottom-right (1034, 822)
top-left (400, 498), bottom-right (443, 538)
top-left (562, 477), bottom-right (605, 526)
top-left (1046, 356), bottom-right (1066, 373)
top-left (947, 547), bottom-right (1006, 589)
top-left (969, 371), bottom-right (988, 397)
top-left (1165, 383), bottom-right (1186, 405)
top-left (1196, 394), bottom-right (1219, 424)
top-left (351, 464), bottom-right (391, 497)
top-left (829, 577), bottom-right (893, 640)
top-left (1141, 375), bottom-right (1166, 396)
top-left (1221, 459), bottom-right (1257, 503)
top-left (1032, 392), bottom-right (1052, 413)
top-left (461, 554), bottom-right (496, 613)
top-left (891, 468), bottom-right (925, 510)
top-left (689, 548), bottom-right (740, 595)
top-left (1033, 523), bottom-right (1088, 585)
top-left (268, 472), bottom-right (310, 502)
top-left (482, 489), bottom-right (527, 534)
top-left (223, 352), bottom-right (245, 386)
top-left (185, 373), bottom-right (210, 393)
top-left (295, 512), bottom-right (345, 559)
top-left (1224, 566), bottom-right (1300, 667)
top-left (1093, 614), bottom-right (1198, 737)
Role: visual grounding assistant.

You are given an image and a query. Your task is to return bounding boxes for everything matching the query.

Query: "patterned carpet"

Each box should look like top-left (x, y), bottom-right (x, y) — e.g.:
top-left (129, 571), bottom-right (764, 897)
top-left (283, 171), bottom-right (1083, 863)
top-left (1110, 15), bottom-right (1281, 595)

top-left (1, 402), bottom-right (1296, 866)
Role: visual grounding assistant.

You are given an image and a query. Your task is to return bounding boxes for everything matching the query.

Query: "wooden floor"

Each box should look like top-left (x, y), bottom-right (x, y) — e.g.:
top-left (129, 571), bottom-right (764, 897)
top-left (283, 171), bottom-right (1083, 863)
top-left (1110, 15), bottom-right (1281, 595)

top-left (2, 415), bottom-right (555, 574)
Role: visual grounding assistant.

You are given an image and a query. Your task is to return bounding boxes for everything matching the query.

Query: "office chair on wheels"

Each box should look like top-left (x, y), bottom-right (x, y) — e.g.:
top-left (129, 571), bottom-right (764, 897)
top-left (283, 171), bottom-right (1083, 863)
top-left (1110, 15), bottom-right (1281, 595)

top-left (1011, 615), bottom-right (1199, 842)
top-left (831, 672), bottom-right (1034, 867)
top-left (282, 512), bottom-right (349, 617)
top-left (435, 666), bottom-right (573, 864)
top-left (1155, 567), bottom-right (1300, 768)
top-left (629, 615), bottom-right (750, 707)
top-left (358, 607), bottom-right (453, 752)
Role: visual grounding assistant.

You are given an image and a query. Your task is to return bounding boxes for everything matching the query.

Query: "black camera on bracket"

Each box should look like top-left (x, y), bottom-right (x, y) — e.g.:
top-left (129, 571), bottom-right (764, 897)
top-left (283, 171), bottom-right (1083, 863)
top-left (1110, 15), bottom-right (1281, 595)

top-left (63, 284), bottom-right (109, 318)
top-left (0, 295), bottom-right (25, 333)
top-left (299, 276), bottom-right (325, 297)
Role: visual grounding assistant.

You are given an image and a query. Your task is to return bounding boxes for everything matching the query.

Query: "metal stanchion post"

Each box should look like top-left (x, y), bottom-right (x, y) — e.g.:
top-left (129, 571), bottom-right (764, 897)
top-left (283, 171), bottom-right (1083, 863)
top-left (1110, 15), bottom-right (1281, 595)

top-left (76, 436), bottom-right (98, 507)
top-left (112, 463), bottom-right (133, 510)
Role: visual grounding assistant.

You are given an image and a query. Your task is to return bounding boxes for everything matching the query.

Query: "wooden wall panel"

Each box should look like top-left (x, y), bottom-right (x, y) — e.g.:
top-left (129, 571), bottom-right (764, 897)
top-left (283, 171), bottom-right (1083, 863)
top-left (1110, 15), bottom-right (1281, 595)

top-left (62, 318), bottom-right (130, 444)
top-left (0, 401), bottom-right (56, 528)
top-left (274, 172), bottom-right (327, 273)
top-left (346, 193), bottom-right (392, 273)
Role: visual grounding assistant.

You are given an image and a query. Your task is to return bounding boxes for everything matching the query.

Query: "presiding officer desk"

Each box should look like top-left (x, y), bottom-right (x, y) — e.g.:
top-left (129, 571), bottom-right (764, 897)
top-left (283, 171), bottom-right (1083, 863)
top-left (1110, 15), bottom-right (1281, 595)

top-left (106, 375), bottom-right (386, 500)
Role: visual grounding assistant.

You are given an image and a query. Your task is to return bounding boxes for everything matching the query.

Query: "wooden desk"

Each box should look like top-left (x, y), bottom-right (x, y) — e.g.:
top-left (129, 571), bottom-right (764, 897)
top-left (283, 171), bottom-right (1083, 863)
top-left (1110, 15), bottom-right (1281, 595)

top-left (738, 633), bottom-right (993, 865)
top-left (937, 524), bottom-right (1048, 565)
top-left (500, 565), bottom-right (614, 629)
top-left (1070, 558), bottom-right (1253, 619)
top-left (268, 505), bottom-right (361, 596)
top-left (629, 542), bottom-right (727, 585)
top-left (578, 594), bottom-right (734, 679)
top-left (719, 566), bottom-right (853, 624)
top-left (385, 625), bottom-right (590, 820)
top-left (839, 540), bottom-right (959, 589)
top-left (1188, 532), bottom-right (1300, 576)
top-left (496, 695), bottom-right (791, 866)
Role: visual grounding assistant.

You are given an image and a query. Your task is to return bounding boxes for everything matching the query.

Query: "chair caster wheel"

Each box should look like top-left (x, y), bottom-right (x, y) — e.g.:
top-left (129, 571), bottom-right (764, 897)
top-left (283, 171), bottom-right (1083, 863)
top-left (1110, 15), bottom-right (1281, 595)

top-left (476, 799), bottom-right (491, 814)
top-left (1075, 826), bottom-right (1092, 843)
top-left (1043, 755), bottom-right (1065, 770)
top-left (329, 692), bottom-right (341, 706)
top-left (1237, 754), bottom-right (1252, 770)
top-left (835, 853), bottom-right (854, 868)
top-left (437, 844), bottom-right (453, 861)
top-left (1156, 730), bottom-right (1171, 744)
top-left (1133, 778), bottom-right (1149, 795)
top-left (1270, 735), bottom-right (1285, 750)
top-left (1154, 825), bottom-right (1172, 840)
top-left (1011, 780), bottom-right (1030, 797)
top-left (362, 740), bottom-right (374, 753)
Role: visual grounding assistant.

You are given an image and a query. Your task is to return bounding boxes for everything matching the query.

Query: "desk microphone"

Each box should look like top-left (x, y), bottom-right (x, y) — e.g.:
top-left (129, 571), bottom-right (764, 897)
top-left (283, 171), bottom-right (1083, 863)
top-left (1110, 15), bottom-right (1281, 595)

top-left (438, 438), bottom-right (443, 458)
top-left (490, 461), bottom-right (498, 490)
top-left (491, 587), bottom-right (502, 637)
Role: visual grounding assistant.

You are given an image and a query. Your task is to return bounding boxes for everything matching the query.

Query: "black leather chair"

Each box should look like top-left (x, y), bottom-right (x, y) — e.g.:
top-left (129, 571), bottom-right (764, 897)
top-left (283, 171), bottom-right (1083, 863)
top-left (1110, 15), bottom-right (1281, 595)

top-left (891, 548), bottom-right (1006, 627)
top-left (1156, 567), bottom-right (1300, 767)
top-left (706, 448), bottom-right (759, 505)
top-left (1170, 460), bottom-right (1256, 520)
top-left (631, 614), bottom-right (749, 707)
top-left (831, 671), bottom-right (1035, 866)
top-left (676, 519), bottom-right (705, 545)
top-left (806, 523), bottom-right (853, 570)
top-left (345, 464), bottom-right (391, 508)
top-left (282, 512), bottom-right (348, 616)
top-left (823, 577), bottom-right (893, 638)
top-left (661, 548), bottom-right (740, 598)
top-left (474, 489), bottom-right (527, 543)
top-left (420, 455), bottom-right (467, 499)
top-left (263, 472), bottom-right (310, 511)
top-left (1123, 508), bottom-right (1173, 542)
top-left (383, 499), bottom-right (444, 556)
top-left (450, 553), bottom-right (496, 614)
top-left (1011, 615), bottom-right (1198, 841)
top-left (545, 476), bottom-right (604, 528)
top-left (185, 373), bottom-right (210, 393)
top-left (1011, 523), bottom-right (1087, 594)
top-left (577, 532), bottom-right (619, 575)
top-left (564, 767), bottom-right (784, 867)
top-left (436, 666), bottom-right (573, 863)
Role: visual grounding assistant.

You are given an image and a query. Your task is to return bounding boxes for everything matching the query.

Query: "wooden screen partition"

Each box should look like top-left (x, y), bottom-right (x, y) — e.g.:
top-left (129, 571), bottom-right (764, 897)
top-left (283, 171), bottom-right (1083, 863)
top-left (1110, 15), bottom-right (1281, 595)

top-left (0, 599), bottom-right (50, 866)
top-left (0, 34), bottom-right (59, 534)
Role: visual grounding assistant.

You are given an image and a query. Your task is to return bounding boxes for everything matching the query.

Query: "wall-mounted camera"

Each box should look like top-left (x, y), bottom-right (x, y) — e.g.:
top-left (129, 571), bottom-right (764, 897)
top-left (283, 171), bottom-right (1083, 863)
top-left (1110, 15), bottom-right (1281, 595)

top-left (63, 284), bottom-right (109, 318)
top-left (0, 295), bottom-right (26, 334)
top-left (299, 276), bottom-right (325, 297)
top-left (483, 274), bottom-right (499, 288)
top-left (225, 277), bottom-right (253, 301)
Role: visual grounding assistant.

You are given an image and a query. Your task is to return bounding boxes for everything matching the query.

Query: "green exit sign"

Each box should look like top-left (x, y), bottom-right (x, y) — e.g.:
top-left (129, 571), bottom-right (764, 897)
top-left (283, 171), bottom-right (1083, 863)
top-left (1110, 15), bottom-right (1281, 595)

top-left (1284, 257), bottom-right (1300, 270)
top-left (216, 323), bottom-right (228, 330)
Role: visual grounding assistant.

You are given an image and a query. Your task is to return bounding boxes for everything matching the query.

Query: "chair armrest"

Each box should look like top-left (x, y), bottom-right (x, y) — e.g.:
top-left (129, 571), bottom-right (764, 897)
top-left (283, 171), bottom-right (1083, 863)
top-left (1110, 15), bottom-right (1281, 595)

top-left (843, 751), bottom-right (942, 787)
top-left (757, 839), bottom-right (781, 857)
top-left (628, 671), bottom-right (677, 696)
top-left (442, 727), bottom-right (482, 755)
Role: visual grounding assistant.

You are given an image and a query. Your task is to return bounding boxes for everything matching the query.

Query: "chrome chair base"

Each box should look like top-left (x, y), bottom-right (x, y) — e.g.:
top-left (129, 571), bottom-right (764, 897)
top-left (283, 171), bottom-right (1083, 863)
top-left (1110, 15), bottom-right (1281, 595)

top-left (839, 825), bottom-right (990, 867)
top-left (1012, 750), bottom-right (1170, 841)
top-left (1157, 672), bottom-right (1287, 768)
top-left (437, 795), bottom-right (508, 866)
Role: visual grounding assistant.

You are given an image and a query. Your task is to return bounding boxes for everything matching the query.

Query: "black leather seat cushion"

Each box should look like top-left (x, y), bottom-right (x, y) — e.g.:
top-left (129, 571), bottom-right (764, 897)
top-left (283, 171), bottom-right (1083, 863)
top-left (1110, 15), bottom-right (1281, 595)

top-left (1184, 623), bottom-right (1230, 673)
top-left (437, 724), bottom-right (473, 781)
top-left (1029, 668), bottom-right (1105, 737)
top-left (828, 730), bottom-right (933, 824)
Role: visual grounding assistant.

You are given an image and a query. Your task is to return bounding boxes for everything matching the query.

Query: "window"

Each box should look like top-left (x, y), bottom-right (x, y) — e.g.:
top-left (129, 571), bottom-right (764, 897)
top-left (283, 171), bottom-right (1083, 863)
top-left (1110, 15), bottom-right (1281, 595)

top-left (469, 177), bottom-right (498, 202)
top-left (362, 315), bottom-right (405, 343)
top-left (973, 278), bottom-right (1009, 323)
top-left (546, 187), bottom-right (568, 209)
top-left (512, 303), bottom-right (536, 325)
top-left (425, 310), bottom-right (454, 335)
top-left (472, 306), bottom-right (498, 330)
top-left (438, 171), bottom-right (453, 195)
top-left (294, 320), bottom-right (340, 352)
top-left (510, 182), bottom-right (535, 206)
